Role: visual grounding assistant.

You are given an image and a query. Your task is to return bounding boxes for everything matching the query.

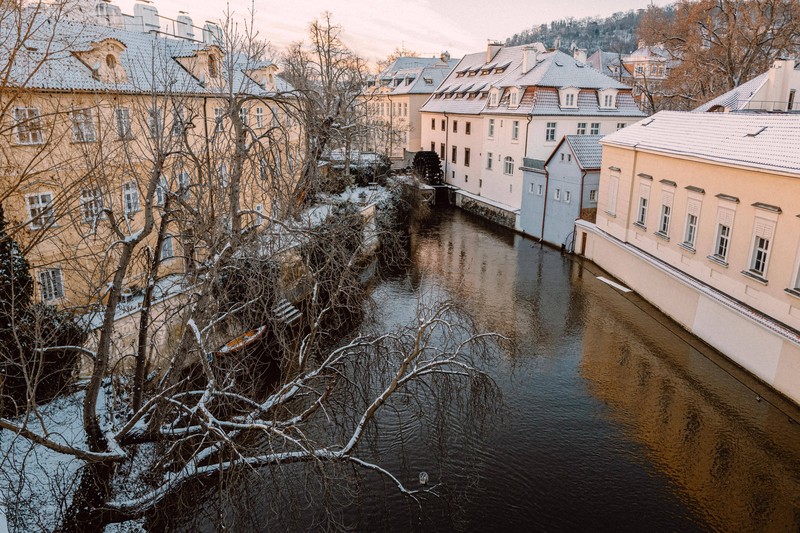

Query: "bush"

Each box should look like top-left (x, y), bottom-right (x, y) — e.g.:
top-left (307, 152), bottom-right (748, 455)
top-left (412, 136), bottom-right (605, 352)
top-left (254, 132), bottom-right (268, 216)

top-left (412, 151), bottom-right (443, 184)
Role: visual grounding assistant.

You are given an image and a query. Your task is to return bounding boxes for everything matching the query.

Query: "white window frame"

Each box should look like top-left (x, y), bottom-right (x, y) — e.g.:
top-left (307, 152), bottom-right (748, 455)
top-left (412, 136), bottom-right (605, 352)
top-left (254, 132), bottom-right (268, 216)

top-left (123, 182), bottom-right (139, 215)
top-left (577, 122), bottom-right (586, 135)
top-left (38, 268), bottom-right (64, 302)
top-left (684, 213), bottom-right (698, 248)
top-left (214, 107), bottom-right (225, 133)
top-left (80, 188), bottom-right (105, 223)
top-left (115, 107), bottom-right (132, 140)
top-left (487, 152), bottom-right (493, 170)
top-left (503, 156), bottom-right (514, 176)
top-left (148, 107), bottom-right (162, 138)
top-left (255, 107), bottom-right (264, 128)
top-left (14, 107), bottom-right (44, 145)
top-left (545, 122), bottom-right (556, 142)
top-left (488, 118), bottom-right (495, 138)
top-left (156, 175), bottom-right (169, 206)
top-left (590, 122), bottom-right (600, 135)
top-left (171, 105), bottom-right (185, 137)
top-left (160, 234), bottom-right (174, 261)
top-left (564, 190), bottom-right (571, 204)
top-left (636, 197), bottom-right (648, 226)
top-left (554, 188), bottom-right (561, 201)
top-left (70, 109), bottom-right (96, 143)
top-left (659, 204), bottom-right (671, 235)
top-left (589, 189), bottom-right (597, 202)
top-left (714, 224), bottom-right (732, 262)
top-left (27, 192), bottom-right (55, 230)
top-left (512, 120), bottom-right (519, 141)
top-left (746, 218), bottom-right (775, 279)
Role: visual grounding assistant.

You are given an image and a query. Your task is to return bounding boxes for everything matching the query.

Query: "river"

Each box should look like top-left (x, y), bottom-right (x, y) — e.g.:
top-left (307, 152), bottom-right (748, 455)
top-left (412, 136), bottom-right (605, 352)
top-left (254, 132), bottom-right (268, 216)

top-left (171, 207), bottom-right (800, 532)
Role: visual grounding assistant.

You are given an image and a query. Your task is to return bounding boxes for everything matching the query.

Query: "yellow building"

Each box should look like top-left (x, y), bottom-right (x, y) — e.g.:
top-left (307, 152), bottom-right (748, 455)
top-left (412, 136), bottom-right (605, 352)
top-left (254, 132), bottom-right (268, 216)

top-left (361, 54), bottom-right (458, 164)
top-left (576, 111), bottom-right (800, 404)
top-left (1, 14), bottom-right (298, 310)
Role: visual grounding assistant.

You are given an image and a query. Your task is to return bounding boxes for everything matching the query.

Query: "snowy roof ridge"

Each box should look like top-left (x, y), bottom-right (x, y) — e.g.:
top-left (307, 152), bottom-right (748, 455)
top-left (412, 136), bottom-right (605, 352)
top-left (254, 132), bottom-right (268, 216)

top-left (564, 134), bottom-right (603, 169)
top-left (692, 73), bottom-right (769, 112)
top-left (602, 111), bottom-right (800, 175)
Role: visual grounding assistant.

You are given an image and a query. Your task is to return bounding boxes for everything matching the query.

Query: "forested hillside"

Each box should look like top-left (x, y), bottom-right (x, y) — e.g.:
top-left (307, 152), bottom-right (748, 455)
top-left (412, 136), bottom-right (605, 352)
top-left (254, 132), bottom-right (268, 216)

top-left (505, 8), bottom-right (657, 53)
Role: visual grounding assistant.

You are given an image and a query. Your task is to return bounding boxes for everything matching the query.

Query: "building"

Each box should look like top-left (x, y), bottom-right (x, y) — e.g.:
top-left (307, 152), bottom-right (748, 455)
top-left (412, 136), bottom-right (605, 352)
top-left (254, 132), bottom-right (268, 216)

top-left (520, 135), bottom-right (601, 247)
top-left (587, 50), bottom-right (630, 83)
top-left (575, 111), bottom-right (800, 404)
top-left (420, 42), bottom-right (644, 228)
top-left (694, 59), bottom-right (800, 113)
top-left (621, 42), bottom-right (675, 112)
top-left (361, 54), bottom-right (458, 164)
top-left (1, 4), bottom-right (297, 309)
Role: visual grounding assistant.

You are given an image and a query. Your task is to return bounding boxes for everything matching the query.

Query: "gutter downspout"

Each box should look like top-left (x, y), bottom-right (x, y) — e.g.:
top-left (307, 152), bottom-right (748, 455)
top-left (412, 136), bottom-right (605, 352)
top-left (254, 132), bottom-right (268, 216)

top-left (443, 111), bottom-right (450, 183)
top-left (540, 165), bottom-right (549, 242)
top-left (624, 143), bottom-right (640, 243)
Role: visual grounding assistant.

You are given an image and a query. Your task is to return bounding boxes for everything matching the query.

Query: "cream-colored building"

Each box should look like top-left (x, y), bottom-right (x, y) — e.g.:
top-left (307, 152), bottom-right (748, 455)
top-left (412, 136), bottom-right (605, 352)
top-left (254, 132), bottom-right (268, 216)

top-left (576, 111), bottom-right (800, 404)
top-left (2, 9), bottom-right (298, 310)
top-left (361, 55), bottom-right (458, 164)
top-left (694, 59), bottom-right (800, 113)
top-left (420, 43), bottom-right (644, 225)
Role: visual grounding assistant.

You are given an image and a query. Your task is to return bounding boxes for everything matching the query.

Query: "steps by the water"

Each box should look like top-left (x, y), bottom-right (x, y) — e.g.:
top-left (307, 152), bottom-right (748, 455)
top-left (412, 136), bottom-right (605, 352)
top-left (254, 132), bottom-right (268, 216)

top-left (272, 298), bottom-right (302, 325)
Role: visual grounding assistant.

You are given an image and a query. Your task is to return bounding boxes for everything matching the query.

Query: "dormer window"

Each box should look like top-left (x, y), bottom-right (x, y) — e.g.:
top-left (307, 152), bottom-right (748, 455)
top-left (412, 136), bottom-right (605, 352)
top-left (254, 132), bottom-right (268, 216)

top-left (489, 88), bottom-right (500, 107)
top-left (559, 87), bottom-right (580, 109)
top-left (208, 55), bottom-right (219, 78)
top-left (510, 91), bottom-right (517, 106)
top-left (106, 54), bottom-right (116, 69)
top-left (598, 88), bottom-right (618, 109)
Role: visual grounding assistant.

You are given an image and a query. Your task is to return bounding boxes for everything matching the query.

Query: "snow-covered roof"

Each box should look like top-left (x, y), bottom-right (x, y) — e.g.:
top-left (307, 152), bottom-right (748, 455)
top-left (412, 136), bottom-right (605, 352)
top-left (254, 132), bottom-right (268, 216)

top-left (368, 56), bottom-right (459, 96)
top-left (3, 16), bottom-right (293, 96)
top-left (692, 73), bottom-right (769, 113)
top-left (602, 111), bottom-right (800, 175)
top-left (564, 135), bottom-right (603, 169)
top-left (420, 44), bottom-right (643, 118)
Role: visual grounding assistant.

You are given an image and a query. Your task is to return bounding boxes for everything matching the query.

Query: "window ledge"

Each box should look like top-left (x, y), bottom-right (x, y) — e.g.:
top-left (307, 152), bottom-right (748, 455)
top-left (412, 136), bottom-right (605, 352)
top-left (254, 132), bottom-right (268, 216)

top-left (632, 222), bottom-right (647, 231)
top-left (604, 210), bottom-right (616, 218)
top-left (678, 242), bottom-right (696, 254)
top-left (654, 231), bottom-right (670, 242)
top-left (707, 255), bottom-right (728, 268)
top-left (741, 270), bottom-right (768, 285)
top-left (785, 288), bottom-right (800, 299)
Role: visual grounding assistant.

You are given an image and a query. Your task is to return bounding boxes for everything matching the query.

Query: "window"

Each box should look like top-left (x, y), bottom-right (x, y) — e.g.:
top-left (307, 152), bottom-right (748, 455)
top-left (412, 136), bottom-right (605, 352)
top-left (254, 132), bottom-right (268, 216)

top-left (80, 188), bottom-right (104, 223)
top-left (659, 204), bottom-right (671, 235)
top-left (70, 109), bottom-right (96, 142)
top-left (27, 192), bottom-right (54, 229)
top-left (239, 107), bottom-right (248, 126)
top-left (750, 236), bottom-right (770, 276)
top-left (564, 93), bottom-right (574, 106)
top-left (177, 171), bottom-right (191, 198)
top-left (503, 156), bottom-right (514, 175)
top-left (577, 122), bottom-right (586, 135)
top-left (464, 148), bottom-right (470, 167)
top-left (529, 183), bottom-right (535, 194)
top-left (636, 197), bottom-right (648, 226)
top-left (441, 119), bottom-right (445, 131)
top-left (479, 179), bottom-right (483, 188)
top-left (148, 108), bottom-right (162, 138)
top-left (106, 54), bottom-right (116, 69)
top-left (537, 184), bottom-right (543, 196)
top-left (512, 120), bottom-right (519, 141)
top-left (490, 92), bottom-right (498, 106)
top-left (604, 94), bottom-right (613, 107)
top-left (554, 188), bottom-right (561, 201)
top-left (255, 204), bottom-right (264, 225)
top-left (546, 122), bottom-right (556, 141)
top-left (451, 145), bottom-right (457, 164)
top-left (172, 105), bottom-right (185, 137)
top-left (218, 163), bottom-right (229, 187)
top-left (683, 213), bottom-right (698, 248)
top-left (487, 152), bottom-right (493, 170)
top-left (430, 142), bottom-right (435, 152)
top-left (453, 120), bottom-right (458, 133)
top-left (13, 107), bottom-right (44, 145)
top-left (156, 175), bottom-right (168, 206)
top-left (208, 55), bottom-right (219, 78)
top-left (38, 269), bottom-right (63, 302)
top-left (789, 89), bottom-right (796, 111)
top-left (115, 107), bottom-right (132, 139)
top-left (255, 107), bottom-right (264, 128)
top-left (160, 235), bottom-right (174, 260)
top-left (403, 103), bottom-right (408, 116)
top-left (214, 107), bottom-right (224, 133)
top-left (589, 189), bottom-right (597, 202)
top-left (565, 191), bottom-right (571, 203)
top-left (464, 175), bottom-right (469, 183)
top-left (431, 118), bottom-right (435, 130)
top-left (440, 143), bottom-right (445, 160)
top-left (715, 224), bottom-right (731, 261)
top-left (488, 118), bottom-right (495, 137)
top-left (510, 92), bottom-right (518, 106)
top-left (123, 182), bottom-right (139, 215)
top-left (606, 175), bottom-right (619, 215)
top-left (590, 122), bottom-right (600, 135)
top-left (616, 123), bottom-right (626, 130)
top-left (466, 122), bottom-right (471, 135)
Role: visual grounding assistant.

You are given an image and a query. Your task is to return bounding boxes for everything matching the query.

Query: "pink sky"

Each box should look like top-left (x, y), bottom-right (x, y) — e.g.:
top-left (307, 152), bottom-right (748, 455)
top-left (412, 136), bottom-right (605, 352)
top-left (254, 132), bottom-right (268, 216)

top-left (113, 0), bottom-right (667, 63)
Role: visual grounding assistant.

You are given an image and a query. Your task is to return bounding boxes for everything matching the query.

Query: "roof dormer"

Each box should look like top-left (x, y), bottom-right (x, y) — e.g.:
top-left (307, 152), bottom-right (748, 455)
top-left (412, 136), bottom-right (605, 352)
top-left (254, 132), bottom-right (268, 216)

top-left (174, 45), bottom-right (225, 88)
top-left (73, 38), bottom-right (127, 84)
top-left (598, 88), bottom-right (618, 109)
top-left (245, 63), bottom-right (279, 91)
top-left (559, 86), bottom-right (580, 109)
top-left (508, 87), bottom-right (522, 109)
top-left (488, 87), bottom-right (501, 107)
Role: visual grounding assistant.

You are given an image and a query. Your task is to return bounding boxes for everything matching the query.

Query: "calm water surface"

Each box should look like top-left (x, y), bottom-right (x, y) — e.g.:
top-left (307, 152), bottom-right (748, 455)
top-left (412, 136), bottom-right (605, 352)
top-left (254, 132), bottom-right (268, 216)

top-left (177, 208), bottom-right (800, 532)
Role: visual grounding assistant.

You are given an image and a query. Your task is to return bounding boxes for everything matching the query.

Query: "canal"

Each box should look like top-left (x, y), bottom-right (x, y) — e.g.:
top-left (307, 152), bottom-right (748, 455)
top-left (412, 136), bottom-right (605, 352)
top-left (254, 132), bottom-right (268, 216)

top-left (178, 207), bottom-right (800, 532)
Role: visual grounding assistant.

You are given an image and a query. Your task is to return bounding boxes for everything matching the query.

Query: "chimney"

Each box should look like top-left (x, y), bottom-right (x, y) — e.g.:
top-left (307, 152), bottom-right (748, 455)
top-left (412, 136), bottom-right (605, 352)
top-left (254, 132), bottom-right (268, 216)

top-left (637, 39), bottom-right (646, 50)
top-left (487, 41), bottom-right (503, 63)
top-left (176, 11), bottom-right (194, 39)
top-left (203, 22), bottom-right (222, 45)
top-left (522, 46), bottom-right (539, 74)
top-left (573, 48), bottom-right (587, 64)
top-left (133, 0), bottom-right (159, 33)
top-left (440, 51), bottom-right (450, 63)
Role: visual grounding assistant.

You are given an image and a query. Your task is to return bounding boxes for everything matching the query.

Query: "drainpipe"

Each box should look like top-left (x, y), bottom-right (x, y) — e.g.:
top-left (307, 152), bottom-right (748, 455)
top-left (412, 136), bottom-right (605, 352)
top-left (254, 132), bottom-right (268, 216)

top-left (443, 111), bottom-right (449, 183)
top-left (623, 143), bottom-right (640, 242)
top-left (540, 166), bottom-right (549, 242)
top-left (523, 114), bottom-right (533, 157)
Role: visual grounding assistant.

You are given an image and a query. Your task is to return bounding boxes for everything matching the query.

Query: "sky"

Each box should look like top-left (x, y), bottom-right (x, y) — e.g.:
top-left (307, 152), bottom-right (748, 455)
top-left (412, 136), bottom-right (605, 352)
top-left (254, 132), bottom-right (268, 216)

top-left (113, 0), bottom-right (668, 63)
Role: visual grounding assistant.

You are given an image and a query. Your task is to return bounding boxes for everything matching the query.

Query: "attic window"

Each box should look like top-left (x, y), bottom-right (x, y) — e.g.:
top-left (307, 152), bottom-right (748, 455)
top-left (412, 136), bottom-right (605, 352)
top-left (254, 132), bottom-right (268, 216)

top-left (555, 60), bottom-right (563, 67)
top-left (106, 54), bottom-right (116, 69)
top-left (745, 126), bottom-right (767, 137)
top-left (424, 77), bottom-right (433, 84)
top-left (496, 67), bottom-right (506, 73)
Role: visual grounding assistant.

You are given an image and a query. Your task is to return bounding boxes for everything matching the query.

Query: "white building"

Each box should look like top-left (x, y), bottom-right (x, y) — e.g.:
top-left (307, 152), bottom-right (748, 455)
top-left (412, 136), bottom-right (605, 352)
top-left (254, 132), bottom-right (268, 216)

top-left (694, 58), bottom-right (800, 113)
top-left (420, 42), bottom-right (644, 227)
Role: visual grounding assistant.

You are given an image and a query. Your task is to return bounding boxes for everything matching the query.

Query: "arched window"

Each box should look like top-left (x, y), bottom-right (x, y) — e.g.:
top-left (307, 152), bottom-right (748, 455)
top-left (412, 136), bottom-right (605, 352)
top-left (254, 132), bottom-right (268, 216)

top-left (504, 156), bottom-right (514, 175)
top-left (106, 54), bottom-right (116, 69)
top-left (208, 55), bottom-right (218, 78)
